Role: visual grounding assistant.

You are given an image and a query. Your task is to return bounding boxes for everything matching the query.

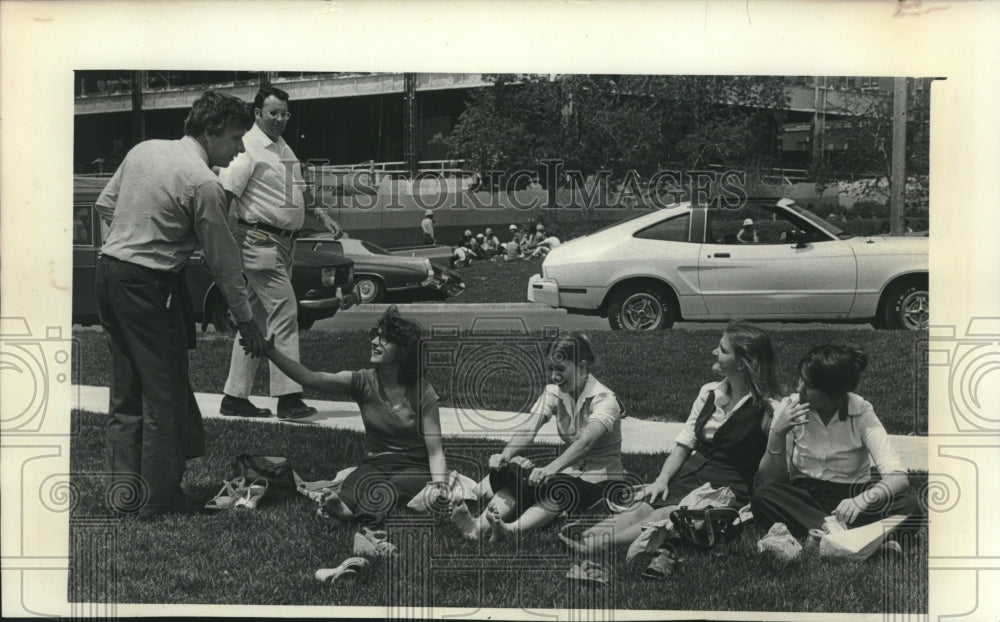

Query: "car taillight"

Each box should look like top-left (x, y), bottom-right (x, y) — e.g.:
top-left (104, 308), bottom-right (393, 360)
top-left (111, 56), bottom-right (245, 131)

top-left (322, 267), bottom-right (337, 286)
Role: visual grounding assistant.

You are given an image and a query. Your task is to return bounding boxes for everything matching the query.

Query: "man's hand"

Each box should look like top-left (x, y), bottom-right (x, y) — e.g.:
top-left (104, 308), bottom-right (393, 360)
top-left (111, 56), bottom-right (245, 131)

top-left (320, 213), bottom-right (343, 239)
top-left (237, 320), bottom-right (267, 359)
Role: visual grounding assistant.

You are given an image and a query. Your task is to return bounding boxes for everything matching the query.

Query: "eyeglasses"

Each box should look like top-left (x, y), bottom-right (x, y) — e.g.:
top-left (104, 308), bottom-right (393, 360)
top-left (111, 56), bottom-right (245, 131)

top-left (368, 327), bottom-right (390, 346)
top-left (265, 110), bottom-right (292, 120)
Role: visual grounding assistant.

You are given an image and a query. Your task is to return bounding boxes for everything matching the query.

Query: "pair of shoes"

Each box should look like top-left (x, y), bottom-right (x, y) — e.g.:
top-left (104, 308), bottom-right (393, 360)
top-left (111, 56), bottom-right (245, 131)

top-left (315, 556), bottom-right (370, 583)
top-left (220, 395), bottom-right (272, 418)
top-left (566, 560), bottom-right (611, 585)
top-left (641, 545), bottom-right (679, 580)
top-left (233, 478), bottom-right (268, 510)
top-left (352, 527), bottom-right (397, 558)
top-left (204, 476), bottom-right (247, 510)
top-left (277, 394), bottom-right (318, 420)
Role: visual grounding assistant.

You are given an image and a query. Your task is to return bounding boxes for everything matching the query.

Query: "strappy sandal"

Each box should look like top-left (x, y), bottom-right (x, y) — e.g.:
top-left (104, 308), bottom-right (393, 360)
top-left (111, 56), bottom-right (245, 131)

top-left (641, 545), bottom-right (678, 580)
top-left (204, 477), bottom-right (247, 511)
top-left (566, 560), bottom-right (611, 585)
top-left (234, 477), bottom-right (268, 510)
top-left (315, 556), bottom-right (370, 583)
top-left (353, 527), bottom-right (398, 558)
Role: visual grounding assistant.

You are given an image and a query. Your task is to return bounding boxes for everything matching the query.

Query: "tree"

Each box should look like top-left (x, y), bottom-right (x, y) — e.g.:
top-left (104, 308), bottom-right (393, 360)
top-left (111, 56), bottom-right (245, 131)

top-left (821, 78), bottom-right (931, 211)
top-left (435, 74), bottom-right (789, 187)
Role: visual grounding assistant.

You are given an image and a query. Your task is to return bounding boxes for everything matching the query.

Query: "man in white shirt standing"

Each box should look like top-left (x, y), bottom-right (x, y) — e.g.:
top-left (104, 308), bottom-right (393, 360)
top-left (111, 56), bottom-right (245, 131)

top-left (420, 209), bottom-right (435, 245)
top-left (219, 86), bottom-right (342, 420)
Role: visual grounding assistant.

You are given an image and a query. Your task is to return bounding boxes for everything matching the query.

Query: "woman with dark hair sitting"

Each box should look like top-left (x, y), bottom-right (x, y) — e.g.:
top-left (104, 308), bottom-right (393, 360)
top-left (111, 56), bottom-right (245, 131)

top-left (564, 321), bottom-right (782, 554)
top-left (257, 306), bottom-right (447, 554)
top-left (751, 344), bottom-right (919, 537)
top-left (450, 332), bottom-right (625, 542)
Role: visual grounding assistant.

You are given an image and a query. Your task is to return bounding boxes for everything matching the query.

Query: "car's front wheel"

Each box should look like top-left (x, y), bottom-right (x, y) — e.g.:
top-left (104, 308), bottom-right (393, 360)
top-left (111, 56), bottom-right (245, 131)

top-left (354, 276), bottom-right (385, 304)
top-left (607, 284), bottom-right (675, 331)
top-left (880, 278), bottom-right (929, 330)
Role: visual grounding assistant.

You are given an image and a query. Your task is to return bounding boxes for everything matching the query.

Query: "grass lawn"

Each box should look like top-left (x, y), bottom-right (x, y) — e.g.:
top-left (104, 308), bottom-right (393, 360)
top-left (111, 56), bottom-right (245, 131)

top-left (68, 410), bottom-right (927, 612)
top-left (72, 328), bottom-right (928, 435)
top-left (441, 255), bottom-right (546, 304)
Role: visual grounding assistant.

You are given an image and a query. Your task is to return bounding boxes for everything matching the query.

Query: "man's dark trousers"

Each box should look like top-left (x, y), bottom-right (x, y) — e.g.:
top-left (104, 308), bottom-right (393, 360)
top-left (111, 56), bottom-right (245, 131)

top-left (95, 255), bottom-right (205, 515)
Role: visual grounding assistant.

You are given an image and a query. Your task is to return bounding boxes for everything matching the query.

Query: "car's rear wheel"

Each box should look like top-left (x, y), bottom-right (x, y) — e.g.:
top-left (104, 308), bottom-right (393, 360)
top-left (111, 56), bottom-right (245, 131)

top-left (880, 278), bottom-right (929, 330)
top-left (355, 276), bottom-right (385, 304)
top-left (607, 284), bottom-right (675, 331)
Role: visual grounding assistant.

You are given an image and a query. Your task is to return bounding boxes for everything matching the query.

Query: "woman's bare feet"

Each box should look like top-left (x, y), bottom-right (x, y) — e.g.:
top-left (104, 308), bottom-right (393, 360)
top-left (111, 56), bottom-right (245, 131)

top-left (485, 505), bottom-right (513, 543)
top-left (449, 499), bottom-right (482, 541)
top-left (319, 491), bottom-right (350, 521)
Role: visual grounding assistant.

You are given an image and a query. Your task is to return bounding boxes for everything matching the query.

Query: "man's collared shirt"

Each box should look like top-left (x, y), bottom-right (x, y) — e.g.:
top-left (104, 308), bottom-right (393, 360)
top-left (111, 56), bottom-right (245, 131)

top-left (219, 123), bottom-right (306, 231)
top-left (531, 374), bottom-right (624, 481)
top-left (780, 392), bottom-right (906, 484)
top-left (95, 136), bottom-right (253, 323)
top-left (421, 217), bottom-right (434, 237)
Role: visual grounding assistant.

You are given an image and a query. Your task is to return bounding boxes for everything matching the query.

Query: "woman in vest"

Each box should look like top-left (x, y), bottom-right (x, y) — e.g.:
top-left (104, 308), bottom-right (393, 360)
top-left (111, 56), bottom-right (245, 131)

top-left (565, 321), bottom-right (781, 554)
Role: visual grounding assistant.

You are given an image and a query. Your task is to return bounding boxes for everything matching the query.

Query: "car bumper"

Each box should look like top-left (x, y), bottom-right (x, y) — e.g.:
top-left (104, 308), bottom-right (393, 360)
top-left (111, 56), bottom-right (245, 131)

top-left (300, 284), bottom-right (358, 310)
top-left (528, 274), bottom-right (560, 306)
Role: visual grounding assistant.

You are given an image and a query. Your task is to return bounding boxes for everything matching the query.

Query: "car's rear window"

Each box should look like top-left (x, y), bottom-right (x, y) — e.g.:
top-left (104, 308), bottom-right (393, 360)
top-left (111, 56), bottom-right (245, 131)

top-left (360, 241), bottom-right (391, 255)
top-left (633, 213), bottom-right (691, 243)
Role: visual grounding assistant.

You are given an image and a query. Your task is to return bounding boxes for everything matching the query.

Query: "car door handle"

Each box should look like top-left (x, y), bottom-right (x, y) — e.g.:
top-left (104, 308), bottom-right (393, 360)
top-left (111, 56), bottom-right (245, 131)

top-left (712, 252), bottom-right (731, 258)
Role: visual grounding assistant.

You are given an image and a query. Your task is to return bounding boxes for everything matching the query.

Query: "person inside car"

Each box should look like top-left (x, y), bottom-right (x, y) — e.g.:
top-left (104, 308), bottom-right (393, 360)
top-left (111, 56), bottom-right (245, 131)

top-left (737, 218), bottom-right (759, 244)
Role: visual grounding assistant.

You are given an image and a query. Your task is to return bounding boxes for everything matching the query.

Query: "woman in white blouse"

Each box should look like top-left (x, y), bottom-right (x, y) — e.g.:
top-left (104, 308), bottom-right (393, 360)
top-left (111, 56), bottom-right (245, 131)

top-left (450, 332), bottom-right (625, 542)
top-left (752, 344), bottom-right (918, 536)
top-left (566, 321), bottom-right (781, 553)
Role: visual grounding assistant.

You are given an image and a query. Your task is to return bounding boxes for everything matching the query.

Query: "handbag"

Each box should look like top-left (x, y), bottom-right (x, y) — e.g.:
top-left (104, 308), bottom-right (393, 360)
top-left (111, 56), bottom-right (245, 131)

top-left (668, 505), bottom-right (742, 549)
top-left (230, 454), bottom-right (297, 498)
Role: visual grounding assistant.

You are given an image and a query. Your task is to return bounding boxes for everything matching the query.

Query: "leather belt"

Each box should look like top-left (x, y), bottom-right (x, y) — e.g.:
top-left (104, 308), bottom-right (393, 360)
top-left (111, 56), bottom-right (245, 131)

top-left (237, 218), bottom-right (299, 239)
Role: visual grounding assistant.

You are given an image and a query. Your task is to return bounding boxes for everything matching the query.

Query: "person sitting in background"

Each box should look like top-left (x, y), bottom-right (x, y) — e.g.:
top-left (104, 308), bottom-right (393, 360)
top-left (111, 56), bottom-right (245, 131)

top-left (471, 234), bottom-right (489, 260)
top-left (483, 228), bottom-right (501, 256)
top-left (452, 237), bottom-right (475, 268)
top-left (505, 224), bottom-right (523, 261)
top-left (531, 223), bottom-right (548, 248)
top-left (530, 233), bottom-right (562, 259)
top-left (737, 219), bottom-right (759, 244)
top-left (752, 344), bottom-right (919, 538)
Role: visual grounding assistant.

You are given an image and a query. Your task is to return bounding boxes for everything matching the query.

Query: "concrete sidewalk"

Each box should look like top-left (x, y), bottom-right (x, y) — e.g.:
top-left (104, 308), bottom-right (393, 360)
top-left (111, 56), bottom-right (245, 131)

top-left (72, 384), bottom-right (927, 470)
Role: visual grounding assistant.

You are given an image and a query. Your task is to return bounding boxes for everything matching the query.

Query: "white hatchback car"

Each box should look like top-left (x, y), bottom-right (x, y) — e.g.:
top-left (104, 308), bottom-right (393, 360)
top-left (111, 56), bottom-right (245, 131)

top-left (528, 199), bottom-right (928, 330)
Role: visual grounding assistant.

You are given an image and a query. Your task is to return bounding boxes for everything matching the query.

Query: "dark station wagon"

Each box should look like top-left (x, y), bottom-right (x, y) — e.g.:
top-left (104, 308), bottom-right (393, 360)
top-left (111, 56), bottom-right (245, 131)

top-left (72, 176), bottom-right (356, 331)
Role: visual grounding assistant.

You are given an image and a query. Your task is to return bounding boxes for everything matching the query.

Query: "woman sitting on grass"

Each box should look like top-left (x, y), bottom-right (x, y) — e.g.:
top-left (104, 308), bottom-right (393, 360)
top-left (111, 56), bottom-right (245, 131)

top-left (450, 332), bottom-right (625, 542)
top-left (751, 344), bottom-right (919, 537)
top-left (564, 321), bottom-right (781, 554)
top-left (256, 306), bottom-right (448, 552)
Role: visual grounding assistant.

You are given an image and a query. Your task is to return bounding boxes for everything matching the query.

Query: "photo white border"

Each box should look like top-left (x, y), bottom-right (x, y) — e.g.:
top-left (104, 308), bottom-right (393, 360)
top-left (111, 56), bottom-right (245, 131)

top-left (2, 0), bottom-right (999, 619)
